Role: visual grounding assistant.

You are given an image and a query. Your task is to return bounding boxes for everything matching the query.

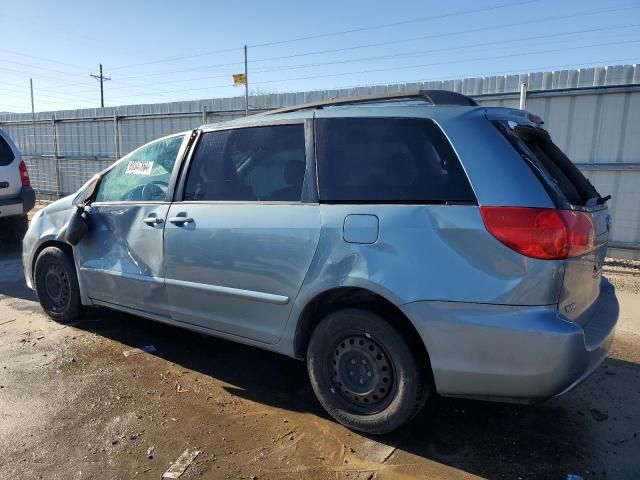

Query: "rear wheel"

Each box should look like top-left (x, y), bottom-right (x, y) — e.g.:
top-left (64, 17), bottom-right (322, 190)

top-left (34, 246), bottom-right (81, 323)
top-left (0, 215), bottom-right (28, 243)
top-left (307, 308), bottom-right (430, 434)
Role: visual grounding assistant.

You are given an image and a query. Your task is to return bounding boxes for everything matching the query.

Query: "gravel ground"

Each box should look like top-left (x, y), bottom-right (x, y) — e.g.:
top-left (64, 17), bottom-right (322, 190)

top-left (0, 235), bottom-right (639, 479)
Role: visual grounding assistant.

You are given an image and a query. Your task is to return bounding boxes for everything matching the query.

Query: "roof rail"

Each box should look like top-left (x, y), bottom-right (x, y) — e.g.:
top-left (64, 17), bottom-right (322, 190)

top-left (253, 89), bottom-right (478, 117)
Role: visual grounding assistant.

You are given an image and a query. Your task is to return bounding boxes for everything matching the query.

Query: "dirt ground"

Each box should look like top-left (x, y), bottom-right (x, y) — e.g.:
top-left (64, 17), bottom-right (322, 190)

top-left (1, 228), bottom-right (639, 479)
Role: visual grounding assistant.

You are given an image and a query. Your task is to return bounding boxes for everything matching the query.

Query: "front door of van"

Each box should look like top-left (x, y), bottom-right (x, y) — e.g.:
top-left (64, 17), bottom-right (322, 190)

top-left (163, 122), bottom-right (320, 344)
top-left (75, 134), bottom-right (186, 317)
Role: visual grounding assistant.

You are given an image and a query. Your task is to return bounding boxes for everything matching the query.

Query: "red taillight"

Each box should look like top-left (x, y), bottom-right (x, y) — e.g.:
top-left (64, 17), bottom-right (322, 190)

top-left (560, 209), bottom-right (596, 257)
top-left (480, 207), bottom-right (595, 260)
top-left (19, 160), bottom-right (30, 186)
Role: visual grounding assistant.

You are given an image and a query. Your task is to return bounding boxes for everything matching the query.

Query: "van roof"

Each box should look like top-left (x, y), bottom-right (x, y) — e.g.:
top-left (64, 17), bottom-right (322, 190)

top-left (199, 94), bottom-right (540, 132)
top-left (200, 90), bottom-right (481, 129)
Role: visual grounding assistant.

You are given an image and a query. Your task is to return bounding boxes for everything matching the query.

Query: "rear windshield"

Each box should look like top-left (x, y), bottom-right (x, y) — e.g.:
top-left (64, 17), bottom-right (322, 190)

top-left (0, 135), bottom-right (15, 166)
top-left (494, 121), bottom-right (602, 208)
top-left (315, 117), bottom-right (476, 204)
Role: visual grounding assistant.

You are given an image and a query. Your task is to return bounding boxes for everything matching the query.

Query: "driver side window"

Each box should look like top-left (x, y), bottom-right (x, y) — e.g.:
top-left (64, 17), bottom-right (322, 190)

top-left (94, 134), bottom-right (184, 203)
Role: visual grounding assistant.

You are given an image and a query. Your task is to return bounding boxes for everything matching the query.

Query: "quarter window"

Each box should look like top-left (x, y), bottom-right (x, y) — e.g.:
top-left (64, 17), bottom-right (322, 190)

top-left (94, 134), bottom-right (184, 202)
top-left (184, 124), bottom-right (306, 202)
top-left (493, 121), bottom-right (601, 207)
top-left (315, 118), bottom-right (475, 203)
top-left (0, 135), bottom-right (15, 166)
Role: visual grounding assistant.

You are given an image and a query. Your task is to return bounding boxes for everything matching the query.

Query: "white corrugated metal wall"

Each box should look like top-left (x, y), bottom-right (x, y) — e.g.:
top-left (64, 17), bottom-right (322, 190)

top-left (1, 64), bottom-right (638, 256)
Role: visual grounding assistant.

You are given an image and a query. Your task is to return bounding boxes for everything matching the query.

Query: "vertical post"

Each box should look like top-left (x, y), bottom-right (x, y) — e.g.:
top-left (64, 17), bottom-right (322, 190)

top-left (30, 78), bottom-right (36, 154)
top-left (113, 111), bottom-right (120, 160)
top-left (201, 105), bottom-right (207, 125)
top-left (51, 115), bottom-right (61, 198)
top-left (90, 64), bottom-right (110, 107)
top-left (99, 63), bottom-right (105, 108)
top-left (244, 45), bottom-right (249, 117)
top-left (519, 83), bottom-right (527, 110)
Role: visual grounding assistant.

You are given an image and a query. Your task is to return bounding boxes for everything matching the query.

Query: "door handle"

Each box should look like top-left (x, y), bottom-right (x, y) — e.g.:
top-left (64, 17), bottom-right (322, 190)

top-left (169, 216), bottom-right (194, 225)
top-left (143, 216), bottom-right (164, 226)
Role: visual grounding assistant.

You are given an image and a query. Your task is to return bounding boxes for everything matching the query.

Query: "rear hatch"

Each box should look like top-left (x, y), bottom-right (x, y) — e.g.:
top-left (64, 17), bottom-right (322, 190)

top-left (491, 116), bottom-right (610, 325)
top-left (0, 130), bottom-right (22, 201)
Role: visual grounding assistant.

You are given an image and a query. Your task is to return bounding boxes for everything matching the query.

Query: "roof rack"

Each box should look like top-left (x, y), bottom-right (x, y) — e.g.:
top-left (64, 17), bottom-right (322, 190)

top-left (253, 89), bottom-right (478, 117)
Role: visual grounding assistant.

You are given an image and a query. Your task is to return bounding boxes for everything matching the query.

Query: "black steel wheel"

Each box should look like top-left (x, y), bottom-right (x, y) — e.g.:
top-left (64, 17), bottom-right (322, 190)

top-left (34, 246), bottom-right (81, 323)
top-left (307, 308), bottom-right (430, 435)
top-left (42, 262), bottom-right (71, 313)
top-left (330, 334), bottom-right (397, 414)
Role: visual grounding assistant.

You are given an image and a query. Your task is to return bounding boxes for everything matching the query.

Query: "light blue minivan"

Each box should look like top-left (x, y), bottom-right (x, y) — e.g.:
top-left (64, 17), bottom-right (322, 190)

top-left (23, 91), bottom-right (618, 434)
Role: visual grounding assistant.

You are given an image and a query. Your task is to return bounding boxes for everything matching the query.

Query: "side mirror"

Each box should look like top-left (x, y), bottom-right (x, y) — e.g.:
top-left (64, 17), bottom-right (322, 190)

top-left (67, 175), bottom-right (100, 245)
top-left (65, 206), bottom-right (89, 246)
top-left (72, 174), bottom-right (100, 208)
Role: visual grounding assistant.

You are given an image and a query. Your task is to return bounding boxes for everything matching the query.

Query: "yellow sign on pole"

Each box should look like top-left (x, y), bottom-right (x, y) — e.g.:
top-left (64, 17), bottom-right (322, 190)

top-left (233, 73), bottom-right (246, 86)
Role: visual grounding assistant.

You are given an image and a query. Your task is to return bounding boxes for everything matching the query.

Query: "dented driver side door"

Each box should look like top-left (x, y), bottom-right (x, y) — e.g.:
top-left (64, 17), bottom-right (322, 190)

top-left (74, 134), bottom-right (187, 318)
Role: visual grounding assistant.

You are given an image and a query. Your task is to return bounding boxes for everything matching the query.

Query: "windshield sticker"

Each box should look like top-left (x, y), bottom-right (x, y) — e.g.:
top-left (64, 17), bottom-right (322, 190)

top-left (125, 160), bottom-right (154, 175)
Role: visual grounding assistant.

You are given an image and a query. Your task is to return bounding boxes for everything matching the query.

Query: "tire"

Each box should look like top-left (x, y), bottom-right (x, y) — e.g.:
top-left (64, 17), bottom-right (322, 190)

top-left (0, 215), bottom-right (28, 243)
top-left (34, 246), bottom-right (82, 323)
top-left (307, 308), bottom-right (430, 435)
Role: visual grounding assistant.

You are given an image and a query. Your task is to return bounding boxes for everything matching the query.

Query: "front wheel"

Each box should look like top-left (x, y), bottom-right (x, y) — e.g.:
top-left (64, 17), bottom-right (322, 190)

top-left (34, 246), bottom-right (81, 323)
top-left (307, 308), bottom-right (430, 434)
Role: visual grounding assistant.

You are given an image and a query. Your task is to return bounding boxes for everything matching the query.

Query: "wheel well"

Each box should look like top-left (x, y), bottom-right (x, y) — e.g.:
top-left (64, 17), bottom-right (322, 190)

top-left (31, 240), bottom-right (74, 278)
top-left (294, 287), bottom-right (430, 368)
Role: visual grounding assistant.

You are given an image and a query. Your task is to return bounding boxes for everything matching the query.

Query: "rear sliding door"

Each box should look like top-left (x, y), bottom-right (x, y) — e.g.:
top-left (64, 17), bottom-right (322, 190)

top-left (163, 121), bottom-right (320, 344)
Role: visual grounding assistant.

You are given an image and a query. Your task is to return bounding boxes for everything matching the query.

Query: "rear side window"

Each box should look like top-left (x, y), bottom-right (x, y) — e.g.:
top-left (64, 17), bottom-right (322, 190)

top-left (315, 118), bottom-right (475, 203)
top-left (494, 122), bottom-right (601, 207)
top-left (0, 135), bottom-right (15, 166)
top-left (184, 124), bottom-right (306, 202)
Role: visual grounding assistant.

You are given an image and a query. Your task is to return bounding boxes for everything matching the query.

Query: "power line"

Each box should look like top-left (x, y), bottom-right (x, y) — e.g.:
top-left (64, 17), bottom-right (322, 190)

top-left (0, 76), bottom-right (175, 104)
top-left (250, 0), bottom-right (538, 48)
top-left (2, 3), bottom-right (637, 95)
top-left (1, 57), bottom-right (87, 77)
top-left (247, 4), bottom-right (640, 66)
top-left (99, 40), bottom-right (640, 98)
top-left (107, 25), bottom-right (640, 90)
top-left (0, 59), bottom-right (178, 102)
top-left (113, 3), bottom-right (640, 81)
top-left (109, 0), bottom-right (538, 71)
top-left (247, 40), bottom-right (640, 88)
top-left (1, 5), bottom-right (638, 110)
top-left (0, 85), bottom-right (98, 103)
top-left (0, 80), bottom-right (104, 102)
top-left (2, 57), bottom-right (637, 113)
top-left (30, 20), bottom-right (637, 105)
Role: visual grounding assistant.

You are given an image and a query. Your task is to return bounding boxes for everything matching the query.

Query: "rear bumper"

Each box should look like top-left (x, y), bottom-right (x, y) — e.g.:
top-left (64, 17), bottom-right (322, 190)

top-left (400, 279), bottom-right (618, 402)
top-left (0, 186), bottom-right (35, 218)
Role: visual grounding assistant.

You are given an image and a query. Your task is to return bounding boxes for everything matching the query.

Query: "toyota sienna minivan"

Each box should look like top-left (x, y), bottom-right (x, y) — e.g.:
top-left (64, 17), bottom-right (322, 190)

top-left (23, 91), bottom-right (618, 434)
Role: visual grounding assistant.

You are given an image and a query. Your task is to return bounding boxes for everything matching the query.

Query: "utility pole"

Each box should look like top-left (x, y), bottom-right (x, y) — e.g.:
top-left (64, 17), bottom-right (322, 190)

top-left (90, 63), bottom-right (111, 108)
top-left (244, 45), bottom-right (249, 117)
top-left (29, 78), bottom-right (36, 149)
top-left (519, 83), bottom-right (527, 110)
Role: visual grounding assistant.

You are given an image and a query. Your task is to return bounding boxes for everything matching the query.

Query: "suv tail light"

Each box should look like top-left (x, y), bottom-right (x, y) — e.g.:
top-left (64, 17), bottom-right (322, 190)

top-left (480, 207), bottom-right (596, 260)
top-left (19, 160), bottom-right (30, 186)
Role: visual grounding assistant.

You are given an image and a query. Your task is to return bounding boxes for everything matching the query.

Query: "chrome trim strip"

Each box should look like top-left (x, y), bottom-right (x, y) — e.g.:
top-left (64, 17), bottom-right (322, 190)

top-left (164, 277), bottom-right (289, 305)
top-left (79, 267), bottom-right (163, 284)
top-left (80, 267), bottom-right (289, 305)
